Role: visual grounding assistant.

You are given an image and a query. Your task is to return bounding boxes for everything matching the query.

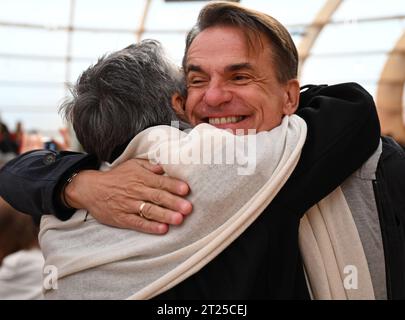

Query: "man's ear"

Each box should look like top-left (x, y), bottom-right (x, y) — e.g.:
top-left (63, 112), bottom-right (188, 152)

top-left (171, 93), bottom-right (187, 121)
top-left (282, 79), bottom-right (300, 115)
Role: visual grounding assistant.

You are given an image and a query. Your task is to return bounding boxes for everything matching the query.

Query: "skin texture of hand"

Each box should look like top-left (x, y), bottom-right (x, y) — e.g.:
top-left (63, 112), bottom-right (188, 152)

top-left (64, 159), bottom-right (192, 234)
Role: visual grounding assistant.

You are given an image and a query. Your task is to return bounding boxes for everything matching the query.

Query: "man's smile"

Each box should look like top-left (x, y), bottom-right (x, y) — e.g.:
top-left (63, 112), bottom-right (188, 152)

top-left (199, 115), bottom-right (253, 131)
top-left (207, 115), bottom-right (245, 125)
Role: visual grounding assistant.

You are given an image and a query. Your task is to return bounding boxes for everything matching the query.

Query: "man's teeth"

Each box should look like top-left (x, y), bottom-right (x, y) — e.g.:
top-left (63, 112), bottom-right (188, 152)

top-left (208, 116), bottom-right (244, 125)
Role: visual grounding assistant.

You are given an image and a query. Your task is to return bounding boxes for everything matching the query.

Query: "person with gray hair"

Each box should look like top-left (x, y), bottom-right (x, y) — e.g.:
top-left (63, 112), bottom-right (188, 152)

top-left (61, 40), bottom-right (186, 164)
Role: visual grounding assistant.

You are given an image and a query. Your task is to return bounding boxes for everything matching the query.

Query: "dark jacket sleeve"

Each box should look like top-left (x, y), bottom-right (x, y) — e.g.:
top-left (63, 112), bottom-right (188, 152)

top-left (0, 149), bottom-right (98, 221)
top-left (374, 136), bottom-right (405, 299)
top-left (273, 82), bottom-right (381, 216)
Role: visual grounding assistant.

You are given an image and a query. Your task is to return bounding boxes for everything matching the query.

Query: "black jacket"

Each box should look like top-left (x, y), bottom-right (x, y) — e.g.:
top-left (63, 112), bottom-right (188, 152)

top-left (373, 136), bottom-right (405, 299)
top-left (0, 83), bottom-right (383, 298)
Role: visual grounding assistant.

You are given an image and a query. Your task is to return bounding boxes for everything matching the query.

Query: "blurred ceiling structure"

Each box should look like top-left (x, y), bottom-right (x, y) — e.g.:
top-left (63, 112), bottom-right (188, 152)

top-left (0, 0), bottom-right (404, 143)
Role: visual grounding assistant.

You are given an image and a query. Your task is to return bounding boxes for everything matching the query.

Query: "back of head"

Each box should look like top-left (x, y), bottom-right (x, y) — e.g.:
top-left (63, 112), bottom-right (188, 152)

top-left (183, 1), bottom-right (298, 83)
top-left (61, 40), bottom-right (185, 162)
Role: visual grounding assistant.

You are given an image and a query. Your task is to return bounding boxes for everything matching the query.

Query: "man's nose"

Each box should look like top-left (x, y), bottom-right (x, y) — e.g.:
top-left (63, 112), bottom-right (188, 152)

top-left (203, 82), bottom-right (232, 107)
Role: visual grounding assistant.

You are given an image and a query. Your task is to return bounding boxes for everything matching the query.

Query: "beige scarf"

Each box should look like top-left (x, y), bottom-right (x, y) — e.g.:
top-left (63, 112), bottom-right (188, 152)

top-left (299, 187), bottom-right (375, 299)
top-left (126, 116), bottom-right (307, 299)
top-left (39, 115), bottom-right (307, 300)
top-left (40, 113), bottom-right (375, 300)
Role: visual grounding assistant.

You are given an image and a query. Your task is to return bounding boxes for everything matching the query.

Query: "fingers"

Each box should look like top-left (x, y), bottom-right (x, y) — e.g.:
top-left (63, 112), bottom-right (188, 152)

top-left (111, 212), bottom-right (169, 234)
top-left (138, 187), bottom-right (192, 216)
top-left (134, 159), bottom-right (164, 174)
top-left (145, 171), bottom-right (190, 196)
top-left (135, 200), bottom-right (184, 225)
top-left (121, 159), bottom-right (188, 195)
top-left (123, 159), bottom-right (192, 213)
top-left (80, 158), bottom-right (193, 233)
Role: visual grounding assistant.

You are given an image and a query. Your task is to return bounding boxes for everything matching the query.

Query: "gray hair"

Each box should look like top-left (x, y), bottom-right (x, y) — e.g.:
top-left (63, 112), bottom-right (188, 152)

top-left (61, 39), bottom-right (185, 162)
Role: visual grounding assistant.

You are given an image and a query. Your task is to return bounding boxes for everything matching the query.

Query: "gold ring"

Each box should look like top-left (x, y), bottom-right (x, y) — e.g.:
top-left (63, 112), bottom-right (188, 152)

top-left (139, 202), bottom-right (147, 218)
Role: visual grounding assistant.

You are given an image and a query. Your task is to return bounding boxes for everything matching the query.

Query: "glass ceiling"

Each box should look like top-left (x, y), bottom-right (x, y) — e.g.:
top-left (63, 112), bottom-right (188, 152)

top-left (0, 0), bottom-right (404, 138)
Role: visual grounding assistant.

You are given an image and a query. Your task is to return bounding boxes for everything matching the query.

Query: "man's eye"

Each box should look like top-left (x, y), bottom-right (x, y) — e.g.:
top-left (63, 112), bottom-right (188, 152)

top-left (188, 78), bottom-right (206, 87)
top-left (232, 74), bottom-right (250, 83)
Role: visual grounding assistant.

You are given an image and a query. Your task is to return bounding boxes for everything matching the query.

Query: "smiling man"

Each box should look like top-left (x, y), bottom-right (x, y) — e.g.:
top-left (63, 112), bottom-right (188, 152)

top-left (182, 25), bottom-right (299, 134)
top-left (0, 1), bottom-right (395, 299)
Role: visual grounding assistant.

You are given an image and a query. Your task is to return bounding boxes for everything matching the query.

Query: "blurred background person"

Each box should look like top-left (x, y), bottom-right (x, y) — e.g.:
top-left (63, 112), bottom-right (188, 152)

top-left (19, 130), bottom-right (44, 154)
top-left (0, 196), bottom-right (44, 300)
top-left (9, 121), bottom-right (24, 153)
top-left (0, 122), bottom-right (18, 168)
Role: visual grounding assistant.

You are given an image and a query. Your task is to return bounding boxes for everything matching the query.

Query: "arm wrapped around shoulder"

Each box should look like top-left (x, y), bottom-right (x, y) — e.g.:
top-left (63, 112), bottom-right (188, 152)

top-left (0, 150), bottom-right (98, 221)
top-left (277, 82), bottom-right (381, 216)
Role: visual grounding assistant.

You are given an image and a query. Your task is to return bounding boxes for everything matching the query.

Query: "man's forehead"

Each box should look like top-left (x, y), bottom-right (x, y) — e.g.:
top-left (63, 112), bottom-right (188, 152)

top-left (185, 26), bottom-right (270, 71)
top-left (186, 62), bottom-right (254, 74)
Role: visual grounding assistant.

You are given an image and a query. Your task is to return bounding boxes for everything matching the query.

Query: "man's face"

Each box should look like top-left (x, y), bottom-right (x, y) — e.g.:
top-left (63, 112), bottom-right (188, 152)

top-left (184, 25), bottom-right (298, 133)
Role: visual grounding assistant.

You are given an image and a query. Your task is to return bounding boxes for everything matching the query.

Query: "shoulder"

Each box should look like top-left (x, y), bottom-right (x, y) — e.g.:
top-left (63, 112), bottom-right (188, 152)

top-left (380, 136), bottom-right (405, 170)
top-left (379, 136), bottom-right (405, 187)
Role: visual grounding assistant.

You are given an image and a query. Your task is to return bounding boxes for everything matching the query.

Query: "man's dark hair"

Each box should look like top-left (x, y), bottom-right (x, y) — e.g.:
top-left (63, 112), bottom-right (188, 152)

top-left (61, 40), bottom-right (185, 162)
top-left (183, 1), bottom-right (298, 83)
